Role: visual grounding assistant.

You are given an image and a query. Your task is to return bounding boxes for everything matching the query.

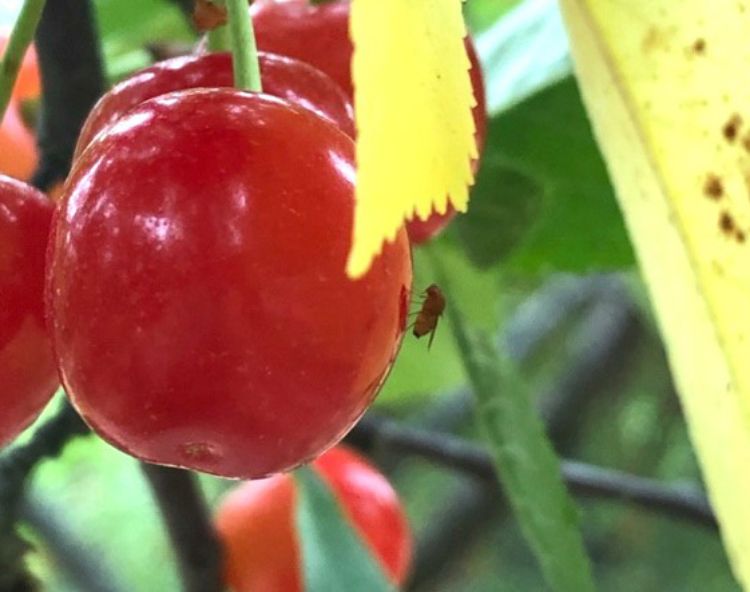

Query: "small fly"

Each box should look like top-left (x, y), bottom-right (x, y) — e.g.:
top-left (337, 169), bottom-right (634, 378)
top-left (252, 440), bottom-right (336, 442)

top-left (411, 284), bottom-right (446, 349)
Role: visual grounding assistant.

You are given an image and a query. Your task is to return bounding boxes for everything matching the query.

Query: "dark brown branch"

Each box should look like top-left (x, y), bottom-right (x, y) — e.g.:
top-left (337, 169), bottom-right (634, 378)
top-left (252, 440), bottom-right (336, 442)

top-left (32, 0), bottom-right (105, 190)
top-left (0, 403), bottom-right (89, 590)
top-left (348, 414), bottom-right (717, 528)
top-left (141, 464), bottom-right (224, 592)
top-left (0, 404), bottom-right (87, 491)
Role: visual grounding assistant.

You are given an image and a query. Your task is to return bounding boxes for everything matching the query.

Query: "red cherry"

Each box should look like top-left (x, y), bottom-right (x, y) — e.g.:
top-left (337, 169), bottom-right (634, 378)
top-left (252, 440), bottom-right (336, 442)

top-left (0, 174), bottom-right (57, 446)
top-left (48, 89), bottom-right (411, 478)
top-left (74, 51), bottom-right (355, 158)
top-left (215, 446), bottom-right (412, 591)
top-left (0, 36), bottom-right (41, 102)
top-left (0, 37), bottom-right (40, 180)
top-left (0, 101), bottom-right (38, 181)
top-left (250, 0), bottom-right (487, 244)
top-left (405, 206), bottom-right (457, 245)
top-left (313, 447), bottom-right (412, 582)
top-left (251, 0), bottom-right (354, 97)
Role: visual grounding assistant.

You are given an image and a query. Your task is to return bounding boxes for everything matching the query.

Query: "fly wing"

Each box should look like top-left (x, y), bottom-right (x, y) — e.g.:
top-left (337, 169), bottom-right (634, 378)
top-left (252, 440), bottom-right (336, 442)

top-left (413, 315), bottom-right (429, 338)
top-left (427, 318), bottom-right (438, 349)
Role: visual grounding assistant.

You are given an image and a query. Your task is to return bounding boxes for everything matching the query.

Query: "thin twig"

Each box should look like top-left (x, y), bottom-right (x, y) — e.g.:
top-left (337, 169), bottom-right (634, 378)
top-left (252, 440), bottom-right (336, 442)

top-left (141, 464), bottom-right (224, 592)
top-left (0, 403), bottom-right (87, 490)
top-left (0, 403), bottom-right (89, 590)
top-left (349, 414), bottom-right (717, 528)
top-left (32, 0), bottom-right (105, 190)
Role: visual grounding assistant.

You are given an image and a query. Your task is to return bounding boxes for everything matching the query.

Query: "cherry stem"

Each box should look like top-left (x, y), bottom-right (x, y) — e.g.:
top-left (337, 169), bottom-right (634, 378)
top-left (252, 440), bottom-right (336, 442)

top-left (225, 0), bottom-right (262, 92)
top-left (0, 0), bottom-right (47, 122)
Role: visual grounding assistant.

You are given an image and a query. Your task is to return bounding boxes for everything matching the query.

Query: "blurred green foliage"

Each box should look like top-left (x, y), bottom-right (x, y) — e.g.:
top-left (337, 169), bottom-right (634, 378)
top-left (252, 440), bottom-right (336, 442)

top-left (0, 0), bottom-right (740, 590)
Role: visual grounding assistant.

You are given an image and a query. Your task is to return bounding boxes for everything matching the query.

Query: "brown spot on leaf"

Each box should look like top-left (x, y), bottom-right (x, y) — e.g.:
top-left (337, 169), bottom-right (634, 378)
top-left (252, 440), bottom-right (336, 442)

top-left (723, 114), bottom-right (743, 142)
top-left (641, 26), bottom-right (675, 52)
top-left (691, 38), bottom-right (706, 54)
top-left (704, 174), bottom-right (724, 200)
top-left (193, 0), bottom-right (227, 31)
top-left (737, 230), bottom-right (746, 243)
top-left (742, 133), bottom-right (750, 153)
top-left (719, 211), bottom-right (736, 235)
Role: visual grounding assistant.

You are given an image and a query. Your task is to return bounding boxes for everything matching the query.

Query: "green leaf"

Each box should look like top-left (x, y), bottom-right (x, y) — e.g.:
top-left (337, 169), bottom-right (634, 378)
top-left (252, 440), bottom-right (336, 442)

top-left (460, 78), bottom-right (634, 273)
top-left (466, 0), bottom-right (632, 273)
top-left (294, 467), bottom-right (395, 592)
top-left (429, 249), bottom-right (596, 592)
top-left (93, 0), bottom-right (195, 81)
top-left (454, 164), bottom-right (543, 268)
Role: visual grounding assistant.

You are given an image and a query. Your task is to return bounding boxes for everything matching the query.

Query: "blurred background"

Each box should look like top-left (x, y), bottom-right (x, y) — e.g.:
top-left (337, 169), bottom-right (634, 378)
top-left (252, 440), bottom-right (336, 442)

top-left (1, 0), bottom-right (738, 589)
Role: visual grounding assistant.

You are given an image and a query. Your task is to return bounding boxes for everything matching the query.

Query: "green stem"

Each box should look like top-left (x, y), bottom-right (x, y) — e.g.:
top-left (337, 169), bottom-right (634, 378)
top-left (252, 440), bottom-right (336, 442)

top-left (0, 0), bottom-right (47, 122)
top-left (424, 244), bottom-right (597, 592)
top-left (225, 0), bottom-right (262, 92)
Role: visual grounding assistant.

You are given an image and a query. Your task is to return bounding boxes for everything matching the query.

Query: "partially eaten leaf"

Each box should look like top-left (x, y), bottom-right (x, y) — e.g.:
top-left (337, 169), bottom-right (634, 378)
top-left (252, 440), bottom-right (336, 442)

top-left (346, 0), bottom-right (477, 277)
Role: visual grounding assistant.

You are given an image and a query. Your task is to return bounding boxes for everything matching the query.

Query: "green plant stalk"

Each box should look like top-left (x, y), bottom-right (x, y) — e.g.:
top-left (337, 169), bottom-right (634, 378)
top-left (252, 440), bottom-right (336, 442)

top-left (0, 0), bottom-right (46, 122)
top-left (426, 245), bottom-right (596, 592)
top-left (225, 0), bottom-right (262, 92)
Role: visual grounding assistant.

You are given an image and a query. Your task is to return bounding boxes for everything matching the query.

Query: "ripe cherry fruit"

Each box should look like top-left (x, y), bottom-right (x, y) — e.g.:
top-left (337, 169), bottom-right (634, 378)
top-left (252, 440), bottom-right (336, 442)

top-left (74, 51), bottom-right (354, 158)
top-left (250, 0), bottom-right (488, 243)
top-left (0, 102), bottom-right (37, 181)
top-left (0, 37), bottom-right (40, 179)
top-left (0, 175), bottom-right (57, 446)
top-left (0, 36), bottom-right (41, 102)
top-left (48, 88), bottom-right (411, 478)
top-left (215, 446), bottom-right (412, 591)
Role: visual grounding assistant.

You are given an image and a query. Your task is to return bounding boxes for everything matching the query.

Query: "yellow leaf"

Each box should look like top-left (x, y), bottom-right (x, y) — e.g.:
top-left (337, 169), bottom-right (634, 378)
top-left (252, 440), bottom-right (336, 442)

top-left (346, 0), bottom-right (477, 278)
top-left (559, 0), bottom-right (750, 586)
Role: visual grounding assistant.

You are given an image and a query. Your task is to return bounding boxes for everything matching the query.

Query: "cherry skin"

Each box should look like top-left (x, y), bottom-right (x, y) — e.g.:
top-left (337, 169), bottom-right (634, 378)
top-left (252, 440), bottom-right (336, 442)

top-left (74, 51), bottom-right (354, 158)
top-left (48, 89), bottom-right (412, 478)
top-left (250, 0), bottom-right (488, 243)
top-left (0, 101), bottom-right (37, 180)
top-left (215, 446), bottom-right (412, 591)
top-left (0, 175), bottom-right (57, 446)
top-left (0, 36), bottom-right (41, 102)
top-left (251, 0), bottom-right (354, 97)
top-left (0, 38), bottom-right (40, 180)
top-left (405, 206), bottom-right (458, 245)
